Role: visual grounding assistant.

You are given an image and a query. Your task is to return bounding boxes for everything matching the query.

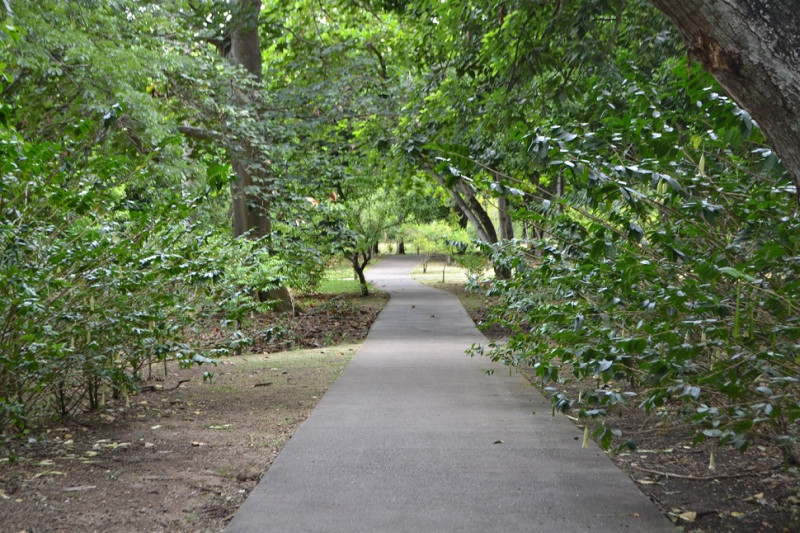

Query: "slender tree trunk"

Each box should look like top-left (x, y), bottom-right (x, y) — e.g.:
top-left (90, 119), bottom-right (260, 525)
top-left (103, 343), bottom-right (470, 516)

top-left (498, 195), bottom-right (513, 240)
top-left (350, 251), bottom-right (371, 296)
top-left (651, 0), bottom-right (800, 199)
top-left (458, 182), bottom-right (499, 243)
top-left (229, 0), bottom-right (293, 312)
top-left (426, 164), bottom-right (496, 243)
top-left (398, 239), bottom-right (405, 255)
top-left (494, 173), bottom-right (514, 241)
top-left (456, 210), bottom-right (469, 229)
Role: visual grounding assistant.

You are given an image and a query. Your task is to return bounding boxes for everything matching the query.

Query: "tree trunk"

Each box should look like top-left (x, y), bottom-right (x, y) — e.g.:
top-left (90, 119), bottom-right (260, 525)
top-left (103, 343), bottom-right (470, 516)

top-left (424, 163), bottom-right (494, 243)
top-left (650, 0), bottom-right (800, 199)
top-left (350, 251), bottom-right (371, 296)
top-left (398, 239), bottom-right (405, 254)
top-left (229, 0), bottom-right (293, 312)
top-left (458, 181), bottom-right (499, 243)
top-left (456, 210), bottom-right (469, 229)
top-left (498, 195), bottom-right (513, 240)
top-left (495, 174), bottom-right (514, 241)
top-left (424, 163), bottom-right (511, 278)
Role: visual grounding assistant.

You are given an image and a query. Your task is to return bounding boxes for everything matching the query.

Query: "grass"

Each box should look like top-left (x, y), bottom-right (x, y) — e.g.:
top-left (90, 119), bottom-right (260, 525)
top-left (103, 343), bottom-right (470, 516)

top-left (306, 260), bottom-right (380, 296)
top-left (411, 260), bottom-right (475, 285)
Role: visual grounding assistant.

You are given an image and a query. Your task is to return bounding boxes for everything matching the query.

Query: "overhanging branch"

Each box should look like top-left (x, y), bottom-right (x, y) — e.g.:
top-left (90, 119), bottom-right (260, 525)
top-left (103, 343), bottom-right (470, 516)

top-left (177, 125), bottom-right (220, 141)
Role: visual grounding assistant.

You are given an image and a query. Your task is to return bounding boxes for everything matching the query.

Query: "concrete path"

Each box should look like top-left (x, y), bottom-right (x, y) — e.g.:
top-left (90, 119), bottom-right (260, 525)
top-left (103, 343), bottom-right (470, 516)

top-left (226, 256), bottom-right (675, 532)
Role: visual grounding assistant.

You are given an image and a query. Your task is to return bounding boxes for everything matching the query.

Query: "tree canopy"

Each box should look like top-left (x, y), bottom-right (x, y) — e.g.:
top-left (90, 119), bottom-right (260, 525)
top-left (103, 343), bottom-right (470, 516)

top-left (1, 0), bottom-right (797, 459)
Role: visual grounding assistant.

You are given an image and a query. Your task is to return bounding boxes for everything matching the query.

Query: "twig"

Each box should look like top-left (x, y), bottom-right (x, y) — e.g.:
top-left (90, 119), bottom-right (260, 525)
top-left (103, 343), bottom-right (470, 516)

top-left (632, 463), bottom-right (766, 481)
top-left (190, 484), bottom-right (224, 496)
top-left (139, 379), bottom-right (191, 393)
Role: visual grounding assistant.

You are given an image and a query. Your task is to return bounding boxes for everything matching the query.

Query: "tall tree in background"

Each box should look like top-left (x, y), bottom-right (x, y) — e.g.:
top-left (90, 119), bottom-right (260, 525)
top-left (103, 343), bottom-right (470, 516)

top-left (228, 0), bottom-right (294, 311)
top-left (651, 0), bottom-right (800, 197)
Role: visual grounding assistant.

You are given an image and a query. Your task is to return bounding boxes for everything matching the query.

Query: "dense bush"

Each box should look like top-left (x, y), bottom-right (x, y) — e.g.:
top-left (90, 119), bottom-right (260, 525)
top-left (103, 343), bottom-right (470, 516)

top-left (0, 7), bottom-right (290, 435)
top-left (0, 104), bottom-right (290, 433)
top-left (471, 59), bottom-right (799, 460)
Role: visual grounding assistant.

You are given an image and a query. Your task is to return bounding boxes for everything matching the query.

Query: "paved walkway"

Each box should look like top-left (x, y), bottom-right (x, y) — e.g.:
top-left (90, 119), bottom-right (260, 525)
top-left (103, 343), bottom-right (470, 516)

top-left (226, 256), bottom-right (675, 532)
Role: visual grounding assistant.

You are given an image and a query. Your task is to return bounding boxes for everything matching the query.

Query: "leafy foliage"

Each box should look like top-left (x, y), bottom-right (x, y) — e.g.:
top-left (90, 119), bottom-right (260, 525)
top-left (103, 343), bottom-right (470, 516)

top-left (418, 3), bottom-right (800, 458)
top-left (0, 1), bottom-right (284, 433)
top-left (1, 0), bottom-right (797, 462)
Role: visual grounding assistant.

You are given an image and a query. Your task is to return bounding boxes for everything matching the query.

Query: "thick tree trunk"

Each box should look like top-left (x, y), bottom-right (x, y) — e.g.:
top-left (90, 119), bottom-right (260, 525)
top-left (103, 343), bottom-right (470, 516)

top-left (424, 163), bottom-right (511, 278)
top-left (398, 239), bottom-right (405, 255)
top-left (229, 0), bottom-right (265, 240)
top-left (229, 0), bottom-right (293, 312)
top-left (651, 0), bottom-right (800, 198)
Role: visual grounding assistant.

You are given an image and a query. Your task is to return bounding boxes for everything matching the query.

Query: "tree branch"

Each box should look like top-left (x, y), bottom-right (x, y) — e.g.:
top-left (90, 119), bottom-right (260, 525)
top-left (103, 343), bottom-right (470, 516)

top-left (177, 125), bottom-right (219, 141)
top-left (365, 42), bottom-right (388, 81)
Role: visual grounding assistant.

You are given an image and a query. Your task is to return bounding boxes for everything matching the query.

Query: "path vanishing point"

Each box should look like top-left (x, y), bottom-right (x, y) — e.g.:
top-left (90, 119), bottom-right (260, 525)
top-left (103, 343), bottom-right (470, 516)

top-left (226, 255), bottom-right (676, 532)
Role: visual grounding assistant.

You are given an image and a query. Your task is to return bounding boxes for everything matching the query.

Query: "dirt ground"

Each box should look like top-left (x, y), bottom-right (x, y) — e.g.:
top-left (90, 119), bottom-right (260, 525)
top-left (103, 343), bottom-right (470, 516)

top-left (0, 292), bottom-right (386, 533)
top-left (2, 273), bottom-right (798, 532)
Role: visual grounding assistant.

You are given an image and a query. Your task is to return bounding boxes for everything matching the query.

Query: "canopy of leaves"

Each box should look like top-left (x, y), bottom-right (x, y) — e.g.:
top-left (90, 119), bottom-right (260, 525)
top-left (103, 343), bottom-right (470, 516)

top-left (399, 0), bottom-right (798, 456)
top-left (1, 0), bottom-right (797, 459)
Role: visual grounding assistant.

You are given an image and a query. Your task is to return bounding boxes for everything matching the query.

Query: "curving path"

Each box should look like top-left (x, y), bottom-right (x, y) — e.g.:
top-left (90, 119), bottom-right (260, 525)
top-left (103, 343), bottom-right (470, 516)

top-left (226, 255), bottom-right (675, 532)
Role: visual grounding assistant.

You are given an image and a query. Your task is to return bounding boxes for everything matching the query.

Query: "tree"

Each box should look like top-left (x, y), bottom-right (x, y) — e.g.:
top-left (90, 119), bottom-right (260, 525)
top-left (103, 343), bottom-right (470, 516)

top-left (650, 0), bottom-right (800, 199)
top-left (398, 0), bottom-right (798, 458)
top-left (340, 189), bottom-right (402, 296)
top-left (0, 0), bottom-right (287, 431)
top-left (228, 0), bottom-right (294, 312)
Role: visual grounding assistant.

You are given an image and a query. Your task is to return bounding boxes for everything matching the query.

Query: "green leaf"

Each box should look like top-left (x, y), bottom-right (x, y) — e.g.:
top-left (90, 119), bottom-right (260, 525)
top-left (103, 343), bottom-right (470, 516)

top-left (718, 267), bottom-right (757, 283)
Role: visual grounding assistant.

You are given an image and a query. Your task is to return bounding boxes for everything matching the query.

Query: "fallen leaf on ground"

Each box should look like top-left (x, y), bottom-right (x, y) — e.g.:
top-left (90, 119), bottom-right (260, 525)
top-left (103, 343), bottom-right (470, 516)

top-left (31, 470), bottom-right (65, 479)
top-left (62, 485), bottom-right (96, 492)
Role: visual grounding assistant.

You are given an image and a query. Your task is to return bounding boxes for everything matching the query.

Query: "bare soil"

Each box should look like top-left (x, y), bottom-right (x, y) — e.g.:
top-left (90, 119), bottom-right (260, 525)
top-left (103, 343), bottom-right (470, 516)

top-left (0, 292), bottom-right (386, 533)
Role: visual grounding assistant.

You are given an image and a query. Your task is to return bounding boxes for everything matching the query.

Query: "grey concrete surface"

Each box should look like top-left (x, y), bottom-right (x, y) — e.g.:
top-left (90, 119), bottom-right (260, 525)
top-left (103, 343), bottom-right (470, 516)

top-left (226, 255), bottom-right (676, 532)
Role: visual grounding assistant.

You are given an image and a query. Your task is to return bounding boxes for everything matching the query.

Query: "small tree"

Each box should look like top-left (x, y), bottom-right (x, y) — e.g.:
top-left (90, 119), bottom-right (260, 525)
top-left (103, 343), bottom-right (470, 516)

top-left (339, 189), bottom-right (403, 296)
top-left (406, 221), bottom-right (470, 273)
